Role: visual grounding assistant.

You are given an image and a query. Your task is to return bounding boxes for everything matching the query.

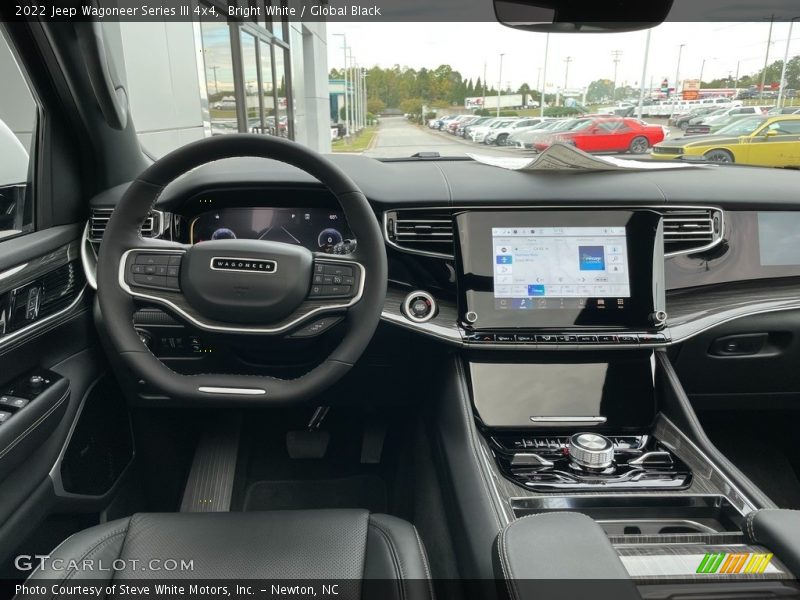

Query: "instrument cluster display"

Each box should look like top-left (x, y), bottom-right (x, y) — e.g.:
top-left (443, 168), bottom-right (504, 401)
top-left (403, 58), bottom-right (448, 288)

top-left (190, 207), bottom-right (352, 253)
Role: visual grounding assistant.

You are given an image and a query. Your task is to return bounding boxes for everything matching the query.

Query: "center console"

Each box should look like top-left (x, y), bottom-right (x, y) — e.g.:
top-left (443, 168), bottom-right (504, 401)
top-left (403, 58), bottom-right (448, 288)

top-left (437, 208), bottom-right (800, 596)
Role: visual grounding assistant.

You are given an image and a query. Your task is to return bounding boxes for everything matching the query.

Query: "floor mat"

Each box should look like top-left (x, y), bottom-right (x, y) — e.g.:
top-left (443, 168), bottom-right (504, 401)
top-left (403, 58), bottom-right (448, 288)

top-left (242, 474), bottom-right (388, 513)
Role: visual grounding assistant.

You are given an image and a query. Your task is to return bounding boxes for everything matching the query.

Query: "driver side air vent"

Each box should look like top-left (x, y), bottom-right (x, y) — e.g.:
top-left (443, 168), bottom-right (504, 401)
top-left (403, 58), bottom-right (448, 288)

top-left (89, 208), bottom-right (160, 243)
top-left (661, 208), bottom-right (724, 257)
top-left (384, 209), bottom-right (455, 258)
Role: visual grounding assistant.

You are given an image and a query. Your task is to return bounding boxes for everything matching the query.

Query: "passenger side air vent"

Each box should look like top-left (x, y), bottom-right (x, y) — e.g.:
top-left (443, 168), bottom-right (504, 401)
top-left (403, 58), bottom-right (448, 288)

top-left (661, 208), bottom-right (723, 256)
top-left (384, 209), bottom-right (455, 258)
top-left (89, 208), bottom-right (160, 243)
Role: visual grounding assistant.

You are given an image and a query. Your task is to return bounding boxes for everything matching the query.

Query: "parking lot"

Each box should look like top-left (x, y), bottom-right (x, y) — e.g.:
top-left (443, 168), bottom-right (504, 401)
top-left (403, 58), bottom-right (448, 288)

top-left (364, 116), bottom-right (680, 159)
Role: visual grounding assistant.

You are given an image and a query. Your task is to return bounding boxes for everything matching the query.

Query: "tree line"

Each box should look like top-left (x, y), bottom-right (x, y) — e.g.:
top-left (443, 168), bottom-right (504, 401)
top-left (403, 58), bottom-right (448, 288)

top-left (332, 55), bottom-right (800, 114)
top-left (330, 65), bottom-right (537, 115)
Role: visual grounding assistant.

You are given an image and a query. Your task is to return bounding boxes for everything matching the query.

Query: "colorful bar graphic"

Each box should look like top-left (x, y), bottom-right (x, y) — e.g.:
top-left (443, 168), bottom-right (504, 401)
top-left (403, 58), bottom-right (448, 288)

top-left (696, 552), bottom-right (774, 574)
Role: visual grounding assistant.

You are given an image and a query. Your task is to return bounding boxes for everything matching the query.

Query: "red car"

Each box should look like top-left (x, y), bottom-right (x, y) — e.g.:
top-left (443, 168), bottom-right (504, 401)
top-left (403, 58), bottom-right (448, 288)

top-left (535, 117), bottom-right (666, 154)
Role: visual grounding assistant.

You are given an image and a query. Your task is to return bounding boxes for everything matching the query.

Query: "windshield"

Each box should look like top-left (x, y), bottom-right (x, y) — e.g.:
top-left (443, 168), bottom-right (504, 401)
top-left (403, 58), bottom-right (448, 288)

top-left (715, 117), bottom-right (768, 136)
top-left (116, 18), bottom-right (800, 167)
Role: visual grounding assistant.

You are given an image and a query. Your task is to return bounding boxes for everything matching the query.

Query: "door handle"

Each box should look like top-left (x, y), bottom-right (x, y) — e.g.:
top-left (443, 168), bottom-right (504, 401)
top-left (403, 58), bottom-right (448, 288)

top-left (709, 333), bottom-right (768, 357)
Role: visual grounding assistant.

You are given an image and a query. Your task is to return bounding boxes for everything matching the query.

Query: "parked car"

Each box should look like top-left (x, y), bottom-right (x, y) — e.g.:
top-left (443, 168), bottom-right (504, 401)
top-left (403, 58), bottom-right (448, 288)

top-left (509, 119), bottom-right (575, 149)
top-left (652, 115), bottom-right (800, 166)
top-left (485, 118), bottom-right (550, 145)
top-left (670, 107), bottom-right (718, 130)
top-left (767, 106), bottom-right (800, 116)
top-left (470, 118), bottom-right (518, 143)
top-left (535, 117), bottom-right (665, 154)
top-left (685, 106), bottom-right (770, 135)
top-left (456, 116), bottom-right (490, 137)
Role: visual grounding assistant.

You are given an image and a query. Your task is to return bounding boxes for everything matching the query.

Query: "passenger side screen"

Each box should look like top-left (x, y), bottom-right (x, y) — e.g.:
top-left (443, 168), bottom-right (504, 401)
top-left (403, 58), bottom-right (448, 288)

top-left (455, 210), bottom-right (664, 330)
top-left (491, 226), bottom-right (631, 310)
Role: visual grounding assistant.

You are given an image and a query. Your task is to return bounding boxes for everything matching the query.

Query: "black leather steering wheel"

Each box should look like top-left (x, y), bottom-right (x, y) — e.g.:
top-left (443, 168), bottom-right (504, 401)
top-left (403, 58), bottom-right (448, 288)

top-left (96, 134), bottom-right (387, 404)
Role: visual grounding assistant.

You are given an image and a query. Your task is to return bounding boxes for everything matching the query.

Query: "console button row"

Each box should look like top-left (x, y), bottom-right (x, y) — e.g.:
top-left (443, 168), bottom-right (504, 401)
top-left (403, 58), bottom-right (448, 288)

top-left (465, 332), bottom-right (666, 345)
top-left (128, 254), bottom-right (182, 292)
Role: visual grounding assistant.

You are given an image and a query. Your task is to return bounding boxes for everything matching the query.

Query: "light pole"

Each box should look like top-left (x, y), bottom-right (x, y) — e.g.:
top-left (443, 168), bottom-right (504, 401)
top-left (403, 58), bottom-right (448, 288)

top-left (636, 29), bottom-right (652, 119)
top-left (540, 33), bottom-right (549, 117)
top-left (496, 53), bottom-right (504, 117)
top-left (563, 56), bottom-right (573, 93)
top-left (759, 16), bottom-right (774, 101)
top-left (733, 60), bottom-right (740, 92)
top-left (671, 43), bottom-right (685, 117)
top-left (482, 62), bottom-right (487, 110)
top-left (777, 17), bottom-right (798, 107)
top-left (332, 34), bottom-right (349, 137)
top-left (611, 50), bottom-right (623, 100)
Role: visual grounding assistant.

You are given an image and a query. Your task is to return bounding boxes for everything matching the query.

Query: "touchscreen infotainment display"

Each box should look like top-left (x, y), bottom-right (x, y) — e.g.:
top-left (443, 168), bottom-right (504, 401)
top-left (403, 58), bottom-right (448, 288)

top-left (455, 210), bottom-right (664, 330)
top-left (491, 226), bottom-right (630, 310)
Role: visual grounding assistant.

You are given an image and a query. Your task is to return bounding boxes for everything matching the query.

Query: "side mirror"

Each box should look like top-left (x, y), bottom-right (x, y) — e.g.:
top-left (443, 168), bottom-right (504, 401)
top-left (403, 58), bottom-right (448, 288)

top-left (764, 129), bottom-right (779, 137)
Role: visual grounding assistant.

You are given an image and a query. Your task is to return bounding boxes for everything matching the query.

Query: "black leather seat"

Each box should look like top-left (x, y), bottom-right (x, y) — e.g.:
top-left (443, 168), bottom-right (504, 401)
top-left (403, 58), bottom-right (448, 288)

top-left (26, 510), bottom-right (433, 598)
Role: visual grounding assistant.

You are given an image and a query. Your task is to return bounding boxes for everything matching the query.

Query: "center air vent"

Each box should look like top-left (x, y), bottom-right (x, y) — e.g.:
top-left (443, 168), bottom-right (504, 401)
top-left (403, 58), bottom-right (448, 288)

top-left (661, 208), bottom-right (724, 256)
top-left (89, 208), bottom-right (161, 243)
top-left (384, 209), bottom-right (455, 258)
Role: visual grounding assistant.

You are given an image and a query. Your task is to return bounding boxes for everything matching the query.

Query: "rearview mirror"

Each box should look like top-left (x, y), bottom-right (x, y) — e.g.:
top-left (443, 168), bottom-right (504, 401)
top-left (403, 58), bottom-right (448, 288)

top-left (493, 0), bottom-right (674, 33)
top-left (764, 130), bottom-right (779, 137)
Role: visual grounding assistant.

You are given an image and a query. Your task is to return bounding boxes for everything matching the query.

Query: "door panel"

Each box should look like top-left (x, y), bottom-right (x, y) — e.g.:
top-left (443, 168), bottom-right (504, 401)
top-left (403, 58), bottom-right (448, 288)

top-left (0, 227), bottom-right (106, 565)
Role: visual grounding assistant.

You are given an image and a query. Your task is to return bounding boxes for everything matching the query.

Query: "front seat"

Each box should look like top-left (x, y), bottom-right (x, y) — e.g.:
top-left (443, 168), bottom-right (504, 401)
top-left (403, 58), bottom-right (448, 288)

top-left (25, 510), bottom-right (433, 598)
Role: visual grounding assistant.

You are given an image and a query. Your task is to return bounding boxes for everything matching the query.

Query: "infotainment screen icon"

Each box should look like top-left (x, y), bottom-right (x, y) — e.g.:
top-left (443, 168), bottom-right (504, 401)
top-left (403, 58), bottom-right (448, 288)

top-left (491, 226), bottom-right (631, 309)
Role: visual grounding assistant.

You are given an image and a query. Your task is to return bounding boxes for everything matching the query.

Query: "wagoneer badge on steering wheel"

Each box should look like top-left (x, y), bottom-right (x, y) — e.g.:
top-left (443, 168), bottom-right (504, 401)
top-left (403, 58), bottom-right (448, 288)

top-left (210, 257), bottom-right (278, 273)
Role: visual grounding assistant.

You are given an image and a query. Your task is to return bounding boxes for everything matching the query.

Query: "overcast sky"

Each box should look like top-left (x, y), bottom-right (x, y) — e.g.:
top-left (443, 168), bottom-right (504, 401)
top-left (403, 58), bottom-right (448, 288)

top-left (326, 22), bottom-right (800, 92)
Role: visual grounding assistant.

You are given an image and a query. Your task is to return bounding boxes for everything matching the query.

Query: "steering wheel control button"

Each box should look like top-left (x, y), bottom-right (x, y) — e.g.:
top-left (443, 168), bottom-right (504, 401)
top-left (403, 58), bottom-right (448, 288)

top-left (127, 253), bottom-right (185, 291)
top-left (135, 254), bottom-right (170, 265)
top-left (568, 433), bottom-right (615, 470)
top-left (288, 316), bottom-right (344, 338)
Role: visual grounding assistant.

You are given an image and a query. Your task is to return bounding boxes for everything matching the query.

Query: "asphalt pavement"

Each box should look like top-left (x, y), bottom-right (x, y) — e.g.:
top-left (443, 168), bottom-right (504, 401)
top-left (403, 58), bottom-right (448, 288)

top-left (362, 116), bottom-right (680, 160)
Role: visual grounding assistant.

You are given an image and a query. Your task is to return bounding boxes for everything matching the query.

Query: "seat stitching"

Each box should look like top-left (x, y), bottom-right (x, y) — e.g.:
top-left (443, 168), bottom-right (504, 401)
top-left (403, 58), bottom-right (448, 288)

top-left (411, 526), bottom-right (435, 600)
top-left (369, 521), bottom-right (406, 600)
top-left (498, 528), bottom-right (519, 600)
top-left (746, 509), bottom-right (759, 542)
top-left (48, 526), bottom-right (128, 596)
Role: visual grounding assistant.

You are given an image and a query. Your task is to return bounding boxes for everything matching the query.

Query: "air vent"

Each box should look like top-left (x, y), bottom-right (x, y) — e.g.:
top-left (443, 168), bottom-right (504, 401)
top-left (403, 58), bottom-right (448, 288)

top-left (89, 208), bottom-right (159, 243)
top-left (40, 262), bottom-right (82, 317)
top-left (662, 208), bottom-right (723, 256)
top-left (384, 209), bottom-right (455, 258)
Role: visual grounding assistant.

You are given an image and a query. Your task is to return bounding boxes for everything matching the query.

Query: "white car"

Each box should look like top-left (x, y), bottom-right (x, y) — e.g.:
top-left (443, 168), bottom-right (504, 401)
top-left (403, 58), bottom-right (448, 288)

top-left (470, 119), bottom-right (518, 143)
top-left (485, 118), bottom-right (550, 145)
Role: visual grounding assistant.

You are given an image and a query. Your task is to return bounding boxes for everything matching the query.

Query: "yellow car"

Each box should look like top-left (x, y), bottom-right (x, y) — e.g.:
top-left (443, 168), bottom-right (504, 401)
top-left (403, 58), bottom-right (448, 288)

top-left (651, 115), bottom-right (800, 167)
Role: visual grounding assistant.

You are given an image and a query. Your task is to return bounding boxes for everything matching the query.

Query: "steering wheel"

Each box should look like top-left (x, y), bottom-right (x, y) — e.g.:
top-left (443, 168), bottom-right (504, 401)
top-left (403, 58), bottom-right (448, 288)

top-left (96, 134), bottom-right (387, 404)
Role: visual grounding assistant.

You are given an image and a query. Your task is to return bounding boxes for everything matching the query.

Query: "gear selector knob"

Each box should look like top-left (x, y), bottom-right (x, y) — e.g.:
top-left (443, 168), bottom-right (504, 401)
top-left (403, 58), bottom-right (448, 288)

top-left (568, 432), bottom-right (614, 469)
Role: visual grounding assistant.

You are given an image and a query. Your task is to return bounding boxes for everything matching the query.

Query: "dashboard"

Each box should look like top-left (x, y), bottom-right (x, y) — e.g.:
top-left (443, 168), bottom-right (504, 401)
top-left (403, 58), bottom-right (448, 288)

top-left (85, 155), bottom-right (800, 357)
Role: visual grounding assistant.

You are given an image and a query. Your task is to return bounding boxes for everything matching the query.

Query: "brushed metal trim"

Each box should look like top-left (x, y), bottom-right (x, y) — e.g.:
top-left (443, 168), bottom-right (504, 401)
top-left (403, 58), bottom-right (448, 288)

top-left (0, 263), bottom-right (26, 282)
top-left (381, 204), bottom-right (725, 259)
top-left (198, 386), bottom-right (266, 395)
top-left (0, 287), bottom-right (87, 350)
top-left (80, 222), bottom-right (98, 290)
top-left (118, 248), bottom-right (365, 335)
top-left (530, 416), bottom-right (607, 425)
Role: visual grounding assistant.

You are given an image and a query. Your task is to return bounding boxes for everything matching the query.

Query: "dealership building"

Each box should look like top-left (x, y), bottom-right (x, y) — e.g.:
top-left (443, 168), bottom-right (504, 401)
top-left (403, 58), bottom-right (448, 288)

top-left (29, 2), bottom-right (332, 157)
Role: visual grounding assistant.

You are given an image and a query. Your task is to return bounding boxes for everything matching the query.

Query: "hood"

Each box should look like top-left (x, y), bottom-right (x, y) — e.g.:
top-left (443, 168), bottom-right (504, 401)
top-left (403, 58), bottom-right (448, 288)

top-left (658, 134), bottom-right (741, 147)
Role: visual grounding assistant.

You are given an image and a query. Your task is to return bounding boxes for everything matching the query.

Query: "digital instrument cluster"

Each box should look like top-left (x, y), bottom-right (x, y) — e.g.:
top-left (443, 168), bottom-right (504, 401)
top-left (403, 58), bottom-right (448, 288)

top-left (189, 207), bottom-right (353, 253)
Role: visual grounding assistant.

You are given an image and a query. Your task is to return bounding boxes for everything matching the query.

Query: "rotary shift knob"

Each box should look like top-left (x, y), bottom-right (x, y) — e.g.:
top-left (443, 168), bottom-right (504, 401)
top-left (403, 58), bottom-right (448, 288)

top-left (569, 432), bottom-right (614, 469)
